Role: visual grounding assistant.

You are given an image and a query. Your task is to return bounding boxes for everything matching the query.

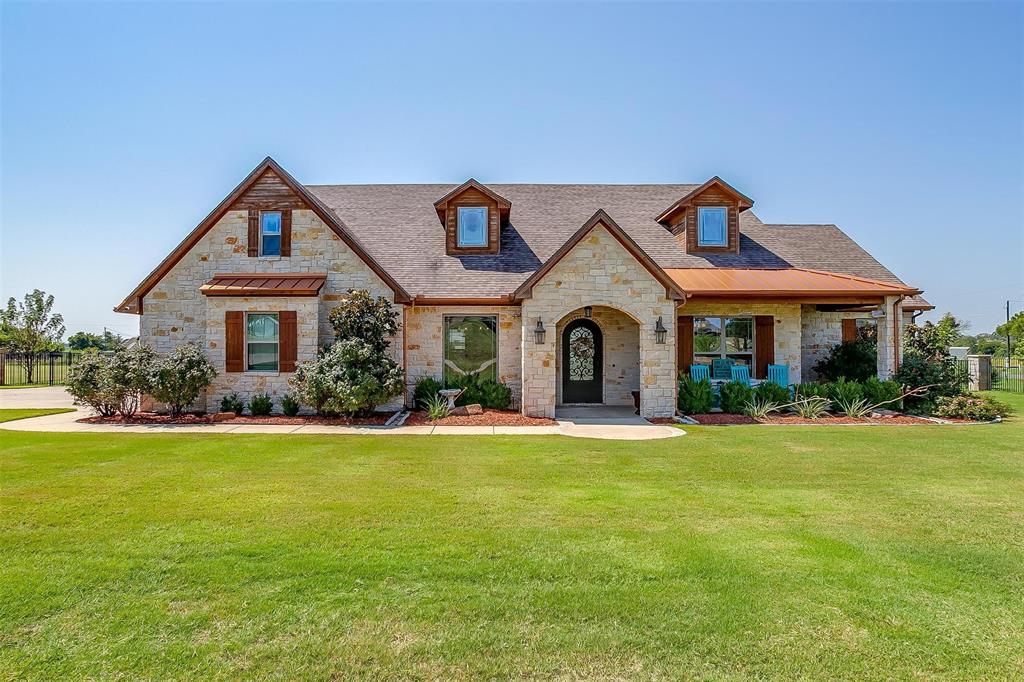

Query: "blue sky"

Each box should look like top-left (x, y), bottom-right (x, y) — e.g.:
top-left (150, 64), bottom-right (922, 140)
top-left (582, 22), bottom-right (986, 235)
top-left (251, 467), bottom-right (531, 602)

top-left (2, 1), bottom-right (1021, 337)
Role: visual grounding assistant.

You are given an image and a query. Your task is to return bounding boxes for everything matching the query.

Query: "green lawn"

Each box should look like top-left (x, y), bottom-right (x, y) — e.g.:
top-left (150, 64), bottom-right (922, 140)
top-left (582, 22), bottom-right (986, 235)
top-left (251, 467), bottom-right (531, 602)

top-left (2, 394), bottom-right (1022, 679)
top-left (0, 408), bottom-right (74, 423)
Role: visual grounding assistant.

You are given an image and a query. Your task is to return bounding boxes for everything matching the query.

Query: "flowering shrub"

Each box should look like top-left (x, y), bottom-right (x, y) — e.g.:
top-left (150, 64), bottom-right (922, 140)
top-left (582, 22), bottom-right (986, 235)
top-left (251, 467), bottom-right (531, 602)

top-left (66, 345), bottom-right (155, 418)
top-left (150, 343), bottom-right (217, 417)
top-left (291, 340), bottom-right (404, 416)
top-left (934, 394), bottom-right (1012, 421)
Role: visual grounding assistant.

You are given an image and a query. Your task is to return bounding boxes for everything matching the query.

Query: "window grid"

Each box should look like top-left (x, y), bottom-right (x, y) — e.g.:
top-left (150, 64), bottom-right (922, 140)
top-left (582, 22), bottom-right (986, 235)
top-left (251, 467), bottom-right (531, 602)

top-left (246, 312), bottom-right (279, 372)
top-left (260, 211), bottom-right (282, 256)
top-left (693, 316), bottom-right (754, 367)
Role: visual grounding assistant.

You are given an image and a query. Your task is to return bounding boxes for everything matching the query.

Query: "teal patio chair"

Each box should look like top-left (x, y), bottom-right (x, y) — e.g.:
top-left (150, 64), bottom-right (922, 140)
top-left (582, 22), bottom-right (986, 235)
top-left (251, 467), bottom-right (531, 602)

top-left (730, 363), bottom-right (751, 386)
top-left (767, 364), bottom-right (789, 389)
top-left (689, 364), bottom-right (710, 382)
top-left (712, 358), bottom-right (734, 380)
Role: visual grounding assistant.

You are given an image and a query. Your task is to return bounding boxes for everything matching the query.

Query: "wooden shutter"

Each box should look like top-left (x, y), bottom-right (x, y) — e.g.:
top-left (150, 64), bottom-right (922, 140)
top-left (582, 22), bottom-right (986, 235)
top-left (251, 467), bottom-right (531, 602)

top-left (754, 315), bottom-right (775, 379)
top-left (247, 210), bottom-right (259, 257)
top-left (677, 315), bottom-right (693, 376)
top-left (226, 311), bottom-right (244, 372)
top-left (841, 318), bottom-right (857, 342)
top-left (279, 310), bottom-right (297, 372)
top-left (280, 210), bottom-right (292, 257)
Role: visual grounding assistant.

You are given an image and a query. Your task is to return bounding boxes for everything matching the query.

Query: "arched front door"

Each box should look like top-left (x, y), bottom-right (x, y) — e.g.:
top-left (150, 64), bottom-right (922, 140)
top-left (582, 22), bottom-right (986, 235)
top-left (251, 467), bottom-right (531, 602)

top-left (562, 318), bottom-right (603, 403)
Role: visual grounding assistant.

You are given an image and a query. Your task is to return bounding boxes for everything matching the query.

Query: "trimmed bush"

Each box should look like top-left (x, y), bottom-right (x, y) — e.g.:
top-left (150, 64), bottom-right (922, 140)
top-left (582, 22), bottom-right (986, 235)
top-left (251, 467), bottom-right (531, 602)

top-left (66, 353), bottom-right (119, 417)
top-left (753, 381), bottom-right (790, 405)
top-left (413, 377), bottom-right (444, 409)
top-left (220, 393), bottom-right (244, 416)
top-left (813, 340), bottom-right (877, 382)
top-left (281, 393), bottom-right (301, 417)
top-left (66, 344), bottom-right (156, 418)
top-left (794, 382), bottom-right (830, 401)
top-left (863, 377), bottom-right (902, 409)
top-left (447, 372), bottom-right (513, 410)
top-left (678, 377), bottom-right (713, 414)
top-left (150, 343), bottom-right (217, 417)
top-left (248, 393), bottom-right (273, 416)
top-left (828, 377), bottom-right (864, 405)
top-left (720, 380), bottom-right (753, 414)
top-left (934, 394), bottom-right (1012, 421)
top-left (291, 340), bottom-right (404, 417)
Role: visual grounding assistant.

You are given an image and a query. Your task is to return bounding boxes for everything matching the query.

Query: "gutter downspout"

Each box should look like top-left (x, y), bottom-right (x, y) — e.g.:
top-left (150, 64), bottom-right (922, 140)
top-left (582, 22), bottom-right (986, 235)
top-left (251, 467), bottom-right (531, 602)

top-left (893, 296), bottom-right (905, 374)
top-left (402, 304), bottom-right (409, 407)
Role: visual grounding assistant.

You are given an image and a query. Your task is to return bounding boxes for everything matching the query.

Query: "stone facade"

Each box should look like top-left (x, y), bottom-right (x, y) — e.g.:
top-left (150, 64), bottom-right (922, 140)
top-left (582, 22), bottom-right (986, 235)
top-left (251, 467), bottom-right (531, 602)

top-left (404, 305), bottom-right (523, 407)
top-left (800, 307), bottom-right (873, 381)
top-left (681, 301), bottom-right (803, 380)
top-left (520, 224), bottom-right (677, 418)
top-left (555, 307), bottom-right (640, 406)
top-left (140, 209), bottom-right (402, 412)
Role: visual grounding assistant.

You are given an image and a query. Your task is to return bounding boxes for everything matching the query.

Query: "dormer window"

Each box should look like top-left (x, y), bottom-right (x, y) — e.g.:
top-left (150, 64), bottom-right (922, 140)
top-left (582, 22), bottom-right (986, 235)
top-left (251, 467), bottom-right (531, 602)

top-left (457, 207), bottom-right (488, 247)
top-left (260, 211), bottom-right (282, 256)
top-left (697, 207), bottom-right (728, 246)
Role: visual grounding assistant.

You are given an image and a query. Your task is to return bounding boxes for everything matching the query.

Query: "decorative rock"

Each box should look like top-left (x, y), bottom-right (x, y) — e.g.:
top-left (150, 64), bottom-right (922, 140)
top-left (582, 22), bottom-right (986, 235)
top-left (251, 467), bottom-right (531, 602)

top-left (211, 412), bottom-right (236, 422)
top-left (452, 404), bottom-right (483, 416)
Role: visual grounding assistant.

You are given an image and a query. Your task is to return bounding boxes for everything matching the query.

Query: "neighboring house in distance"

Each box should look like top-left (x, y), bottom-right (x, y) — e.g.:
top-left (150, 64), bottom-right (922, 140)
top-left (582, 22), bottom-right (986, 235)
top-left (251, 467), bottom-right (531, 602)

top-left (115, 157), bottom-right (931, 417)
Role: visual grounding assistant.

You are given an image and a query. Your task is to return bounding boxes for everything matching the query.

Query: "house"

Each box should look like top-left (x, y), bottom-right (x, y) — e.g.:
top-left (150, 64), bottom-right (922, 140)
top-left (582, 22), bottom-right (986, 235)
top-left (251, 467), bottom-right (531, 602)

top-left (115, 157), bottom-right (931, 418)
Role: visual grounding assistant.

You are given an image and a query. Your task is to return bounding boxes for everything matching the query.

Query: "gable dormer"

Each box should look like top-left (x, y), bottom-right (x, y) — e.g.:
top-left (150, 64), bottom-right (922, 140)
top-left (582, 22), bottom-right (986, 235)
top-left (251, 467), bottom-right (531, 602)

top-left (434, 179), bottom-right (510, 255)
top-left (656, 177), bottom-right (753, 255)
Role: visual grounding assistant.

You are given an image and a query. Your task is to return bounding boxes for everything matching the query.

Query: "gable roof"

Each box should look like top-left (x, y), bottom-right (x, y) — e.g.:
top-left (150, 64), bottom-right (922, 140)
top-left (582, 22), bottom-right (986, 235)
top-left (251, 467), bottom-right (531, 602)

top-left (513, 210), bottom-right (687, 302)
top-left (114, 157), bottom-right (411, 313)
top-left (655, 176), bottom-right (754, 224)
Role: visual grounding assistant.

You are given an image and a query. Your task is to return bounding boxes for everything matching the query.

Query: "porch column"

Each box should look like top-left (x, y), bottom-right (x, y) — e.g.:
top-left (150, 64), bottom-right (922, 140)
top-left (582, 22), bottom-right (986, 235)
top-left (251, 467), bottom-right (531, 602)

top-left (876, 295), bottom-right (904, 379)
top-left (966, 355), bottom-right (992, 391)
top-left (520, 303), bottom-right (557, 418)
top-left (638, 304), bottom-right (677, 419)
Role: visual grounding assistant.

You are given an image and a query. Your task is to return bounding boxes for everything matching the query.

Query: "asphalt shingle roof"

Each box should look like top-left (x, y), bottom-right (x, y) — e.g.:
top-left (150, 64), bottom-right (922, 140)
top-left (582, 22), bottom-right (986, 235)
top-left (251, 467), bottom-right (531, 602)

top-left (305, 183), bottom-right (927, 306)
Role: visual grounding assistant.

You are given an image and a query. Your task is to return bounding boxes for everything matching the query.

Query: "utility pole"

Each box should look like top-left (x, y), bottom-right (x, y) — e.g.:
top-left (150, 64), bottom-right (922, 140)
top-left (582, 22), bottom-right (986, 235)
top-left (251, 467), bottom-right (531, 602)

top-left (1008, 301), bottom-right (1013, 363)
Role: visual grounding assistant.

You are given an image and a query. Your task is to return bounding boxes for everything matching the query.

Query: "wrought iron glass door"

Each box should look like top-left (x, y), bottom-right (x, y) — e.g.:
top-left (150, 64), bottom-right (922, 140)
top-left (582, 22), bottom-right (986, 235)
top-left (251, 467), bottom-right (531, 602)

top-left (562, 319), bottom-right (602, 403)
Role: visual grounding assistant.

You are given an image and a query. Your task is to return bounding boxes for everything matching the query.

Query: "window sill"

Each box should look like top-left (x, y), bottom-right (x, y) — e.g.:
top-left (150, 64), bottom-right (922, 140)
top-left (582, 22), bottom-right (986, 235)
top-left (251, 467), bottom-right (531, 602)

top-left (257, 256), bottom-right (283, 262)
top-left (244, 370), bottom-right (281, 377)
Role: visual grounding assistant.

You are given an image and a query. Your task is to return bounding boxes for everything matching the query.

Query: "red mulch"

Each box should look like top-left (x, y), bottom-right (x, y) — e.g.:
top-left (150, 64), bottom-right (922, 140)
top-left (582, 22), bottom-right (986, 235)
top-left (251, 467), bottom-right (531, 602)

top-left (405, 409), bottom-right (555, 426)
top-left (78, 412), bottom-right (395, 426)
top-left (686, 412), bottom-right (936, 426)
top-left (646, 417), bottom-right (678, 425)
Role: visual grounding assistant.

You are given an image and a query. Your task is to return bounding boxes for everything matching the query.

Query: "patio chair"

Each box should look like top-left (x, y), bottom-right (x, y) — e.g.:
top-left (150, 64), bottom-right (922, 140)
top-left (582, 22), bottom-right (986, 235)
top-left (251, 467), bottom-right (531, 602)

top-left (767, 364), bottom-right (789, 389)
top-left (689, 364), bottom-right (711, 382)
top-left (730, 363), bottom-right (751, 386)
top-left (712, 358), bottom-right (734, 380)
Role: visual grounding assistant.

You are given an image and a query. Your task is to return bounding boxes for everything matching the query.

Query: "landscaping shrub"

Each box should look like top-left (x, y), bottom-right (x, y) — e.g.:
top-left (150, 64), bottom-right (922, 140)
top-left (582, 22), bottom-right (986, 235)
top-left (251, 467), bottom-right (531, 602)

top-left (220, 393), bottom-right (244, 416)
top-left (719, 380), bottom-right (753, 414)
top-left (328, 289), bottom-right (400, 355)
top-left (413, 377), bottom-right (444, 409)
top-left (793, 396), bottom-right (830, 419)
top-left (828, 377), bottom-right (864, 405)
top-left (753, 381), bottom-right (790, 405)
top-left (812, 339), bottom-right (877, 382)
top-left (744, 397), bottom-right (782, 419)
top-left (150, 343), bottom-right (217, 417)
top-left (281, 393), bottom-right (301, 417)
top-left (291, 340), bottom-right (404, 417)
top-left (248, 393), bottom-right (273, 416)
top-left (895, 317), bottom-right (970, 413)
top-left (863, 377), bottom-right (902, 409)
top-left (447, 372), bottom-right (513, 409)
top-left (934, 394), bottom-right (1012, 421)
top-left (66, 352), bottom-right (119, 417)
top-left (423, 394), bottom-right (451, 421)
top-left (794, 382), bottom-right (830, 401)
top-left (678, 377), bottom-right (713, 414)
top-left (105, 345), bottom-right (156, 417)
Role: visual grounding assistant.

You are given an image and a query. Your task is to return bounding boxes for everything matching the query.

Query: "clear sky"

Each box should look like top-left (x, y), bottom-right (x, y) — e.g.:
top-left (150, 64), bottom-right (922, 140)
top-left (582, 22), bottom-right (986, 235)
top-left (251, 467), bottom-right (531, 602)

top-left (2, 1), bottom-right (1021, 337)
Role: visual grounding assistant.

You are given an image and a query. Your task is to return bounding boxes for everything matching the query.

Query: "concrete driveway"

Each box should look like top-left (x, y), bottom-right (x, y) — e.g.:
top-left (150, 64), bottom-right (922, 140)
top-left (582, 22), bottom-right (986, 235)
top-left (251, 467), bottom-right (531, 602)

top-left (0, 386), bottom-right (77, 409)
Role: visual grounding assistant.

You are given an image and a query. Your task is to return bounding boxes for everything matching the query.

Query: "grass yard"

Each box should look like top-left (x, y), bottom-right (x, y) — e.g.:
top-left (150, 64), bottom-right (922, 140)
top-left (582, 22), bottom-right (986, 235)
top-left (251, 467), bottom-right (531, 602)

top-left (0, 408), bottom-right (75, 423)
top-left (1, 394), bottom-right (1022, 679)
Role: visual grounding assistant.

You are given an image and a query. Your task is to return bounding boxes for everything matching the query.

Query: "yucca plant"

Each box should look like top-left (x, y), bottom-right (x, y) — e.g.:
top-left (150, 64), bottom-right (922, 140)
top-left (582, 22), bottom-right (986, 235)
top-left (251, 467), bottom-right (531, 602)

top-left (793, 396), bottom-right (830, 419)
top-left (744, 397), bottom-right (782, 420)
top-left (835, 396), bottom-right (872, 419)
top-left (422, 393), bottom-right (451, 421)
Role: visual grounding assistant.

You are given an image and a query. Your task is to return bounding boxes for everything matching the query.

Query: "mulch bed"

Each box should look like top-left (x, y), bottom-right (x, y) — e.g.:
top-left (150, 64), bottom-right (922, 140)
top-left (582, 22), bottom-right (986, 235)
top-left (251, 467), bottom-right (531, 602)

top-left (685, 412), bottom-right (937, 426)
top-left (79, 412), bottom-right (396, 426)
top-left (405, 409), bottom-right (555, 427)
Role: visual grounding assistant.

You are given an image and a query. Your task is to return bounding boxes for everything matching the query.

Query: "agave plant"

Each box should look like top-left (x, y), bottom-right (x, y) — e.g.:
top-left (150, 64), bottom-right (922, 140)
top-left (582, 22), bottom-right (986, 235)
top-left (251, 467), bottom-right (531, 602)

top-left (422, 393), bottom-right (452, 421)
top-left (793, 396), bottom-right (830, 420)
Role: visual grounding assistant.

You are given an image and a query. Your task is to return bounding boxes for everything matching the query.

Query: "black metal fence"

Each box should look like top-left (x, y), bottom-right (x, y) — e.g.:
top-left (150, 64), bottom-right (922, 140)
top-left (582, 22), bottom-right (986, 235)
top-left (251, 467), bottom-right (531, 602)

top-left (0, 352), bottom-right (84, 387)
top-left (993, 357), bottom-right (1024, 394)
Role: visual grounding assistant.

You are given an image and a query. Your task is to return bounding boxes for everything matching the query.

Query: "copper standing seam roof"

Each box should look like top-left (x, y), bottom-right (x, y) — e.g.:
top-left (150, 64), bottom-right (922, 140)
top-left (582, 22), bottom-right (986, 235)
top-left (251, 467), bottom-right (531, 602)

top-left (664, 268), bottom-right (922, 298)
top-left (199, 273), bottom-right (328, 297)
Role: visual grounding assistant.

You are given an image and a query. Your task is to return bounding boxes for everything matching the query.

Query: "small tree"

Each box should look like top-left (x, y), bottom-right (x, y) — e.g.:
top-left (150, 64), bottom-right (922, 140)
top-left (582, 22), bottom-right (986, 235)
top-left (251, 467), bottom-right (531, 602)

top-left (895, 316), bottom-right (969, 412)
top-left (106, 344), bottom-right (156, 417)
top-left (151, 343), bottom-right (217, 417)
top-left (1, 290), bottom-right (65, 384)
top-left (328, 290), bottom-right (400, 354)
top-left (66, 353), bottom-right (120, 417)
top-left (68, 330), bottom-right (124, 352)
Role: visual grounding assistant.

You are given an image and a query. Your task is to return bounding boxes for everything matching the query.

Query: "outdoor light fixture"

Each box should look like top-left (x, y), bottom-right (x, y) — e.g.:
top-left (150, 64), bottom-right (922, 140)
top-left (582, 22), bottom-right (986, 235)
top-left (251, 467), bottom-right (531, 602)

top-left (583, 306), bottom-right (592, 318)
top-left (534, 318), bottom-right (546, 344)
top-left (654, 316), bottom-right (667, 344)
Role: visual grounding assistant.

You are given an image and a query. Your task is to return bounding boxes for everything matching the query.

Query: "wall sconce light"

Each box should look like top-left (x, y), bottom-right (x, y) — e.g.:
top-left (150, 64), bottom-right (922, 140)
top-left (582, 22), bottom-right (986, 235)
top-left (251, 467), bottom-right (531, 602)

top-left (583, 306), bottom-right (593, 318)
top-left (534, 318), bottom-right (546, 344)
top-left (654, 316), bottom-right (667, 344)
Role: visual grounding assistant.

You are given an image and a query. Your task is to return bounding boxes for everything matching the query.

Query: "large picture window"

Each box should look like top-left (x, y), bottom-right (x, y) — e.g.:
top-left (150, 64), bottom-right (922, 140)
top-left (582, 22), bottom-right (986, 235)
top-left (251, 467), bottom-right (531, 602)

top-left (247, 313), bottom-right (279, 371)
top-left (443, 315), bottom-right (497, 384)
top-left (693, 316), bottom-right (753, 366)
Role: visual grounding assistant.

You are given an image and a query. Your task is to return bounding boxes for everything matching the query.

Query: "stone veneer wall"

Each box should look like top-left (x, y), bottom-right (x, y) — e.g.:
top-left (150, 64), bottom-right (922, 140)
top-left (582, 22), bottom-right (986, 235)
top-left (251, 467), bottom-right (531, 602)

top-left (800, 307), bottom-right (873, 382)
top-left (555, 307), bottom-right (639, 405)
top-left (520, 224), bottom-right (677, 418)
top-left (140, 209), bottom-right (402, 412)
top-left (681, 302), bottom-right (802, 380)
top-left (403, 305), bottom-right (523, 407)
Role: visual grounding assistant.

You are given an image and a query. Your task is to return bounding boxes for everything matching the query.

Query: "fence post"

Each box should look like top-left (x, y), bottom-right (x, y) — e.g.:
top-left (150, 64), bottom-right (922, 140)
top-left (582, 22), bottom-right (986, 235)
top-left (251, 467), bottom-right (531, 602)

top-left (966, 354), bottom-right (992, 391)
top-left (0, 352), bottom-right (4, 387)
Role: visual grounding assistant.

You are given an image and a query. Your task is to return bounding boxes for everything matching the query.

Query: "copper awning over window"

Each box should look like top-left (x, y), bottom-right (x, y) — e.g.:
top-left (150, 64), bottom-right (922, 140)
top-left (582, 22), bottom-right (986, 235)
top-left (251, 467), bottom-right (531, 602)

top-left (665, 268), bottom-right (920, 300)
top-left (200, 273), bottom-right (327, 297)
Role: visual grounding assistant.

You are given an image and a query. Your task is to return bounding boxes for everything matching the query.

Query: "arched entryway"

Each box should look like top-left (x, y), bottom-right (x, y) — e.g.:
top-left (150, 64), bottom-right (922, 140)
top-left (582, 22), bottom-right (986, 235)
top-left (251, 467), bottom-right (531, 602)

top-left (561, 318), bottom-right (603, 403)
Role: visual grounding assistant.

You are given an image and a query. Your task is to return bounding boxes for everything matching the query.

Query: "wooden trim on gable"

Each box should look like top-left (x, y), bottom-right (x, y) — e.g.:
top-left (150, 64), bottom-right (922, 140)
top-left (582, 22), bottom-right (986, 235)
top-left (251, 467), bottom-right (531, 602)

top-left (114, 157), bottom-right (411, 314)
top-left (513, 209), bottom-right (687, 302)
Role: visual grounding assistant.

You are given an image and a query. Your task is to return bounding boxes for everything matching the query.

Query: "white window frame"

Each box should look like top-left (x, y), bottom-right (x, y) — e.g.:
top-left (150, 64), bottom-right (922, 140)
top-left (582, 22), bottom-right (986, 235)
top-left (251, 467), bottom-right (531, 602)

top-left (456, 206), bottom-right (489, 247)
top-left (246, 312), bottom-right (280, 373)
top-left (697, 206), bottom-right (729, 247)
top-left (693, 316), bottom-right (755, 363)
top-left (260, 211), bottom-right (282, 257)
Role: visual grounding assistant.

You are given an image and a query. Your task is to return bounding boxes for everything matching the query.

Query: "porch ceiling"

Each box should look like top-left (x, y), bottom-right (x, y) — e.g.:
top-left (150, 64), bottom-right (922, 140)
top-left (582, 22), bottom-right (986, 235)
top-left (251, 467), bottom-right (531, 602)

top-left (665, 268), bottom-right (921, 300)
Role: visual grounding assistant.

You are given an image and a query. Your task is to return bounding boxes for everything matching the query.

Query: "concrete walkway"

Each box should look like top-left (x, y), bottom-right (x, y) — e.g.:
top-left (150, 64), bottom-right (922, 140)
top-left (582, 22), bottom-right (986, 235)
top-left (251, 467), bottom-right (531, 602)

top-left (0, 389), bottom-right (683, 440)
